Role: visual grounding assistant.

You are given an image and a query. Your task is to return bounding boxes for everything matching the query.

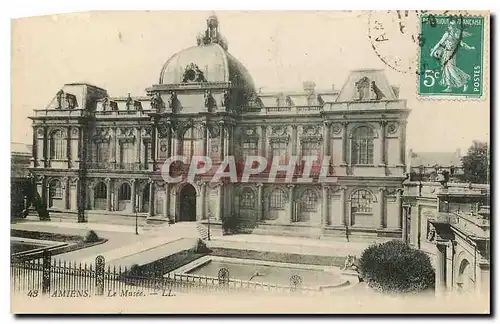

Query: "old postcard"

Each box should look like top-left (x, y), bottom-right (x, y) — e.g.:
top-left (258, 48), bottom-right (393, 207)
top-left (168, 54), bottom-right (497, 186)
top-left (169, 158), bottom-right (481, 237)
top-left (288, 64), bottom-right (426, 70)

top-left (10, 10), bottom-right (490, 314)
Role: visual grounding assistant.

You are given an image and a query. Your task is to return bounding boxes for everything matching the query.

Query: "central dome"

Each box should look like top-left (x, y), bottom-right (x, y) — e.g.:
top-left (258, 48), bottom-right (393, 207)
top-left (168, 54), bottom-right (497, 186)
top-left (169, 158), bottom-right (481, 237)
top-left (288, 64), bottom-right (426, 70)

top-left (157, 14), bottom-right (256, 104)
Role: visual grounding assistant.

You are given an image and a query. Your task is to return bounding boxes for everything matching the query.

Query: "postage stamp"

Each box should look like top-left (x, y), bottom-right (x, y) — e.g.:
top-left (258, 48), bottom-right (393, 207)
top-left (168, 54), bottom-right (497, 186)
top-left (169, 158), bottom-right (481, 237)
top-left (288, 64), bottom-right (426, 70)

top-left (418, 14), bottom-right (485, 98)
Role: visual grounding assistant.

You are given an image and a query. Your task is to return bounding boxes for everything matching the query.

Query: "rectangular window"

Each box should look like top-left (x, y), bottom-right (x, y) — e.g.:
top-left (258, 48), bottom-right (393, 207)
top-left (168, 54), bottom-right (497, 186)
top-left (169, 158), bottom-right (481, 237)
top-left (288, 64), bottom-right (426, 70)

top-left (96, 142), bottom-right (109, 163)
top-left (242, 141), bottom-right (258, 158)
top-left (352, 138), bottom-right (374, 165)
top-left (301, 141), bottom-right (321, 164)
top-left (120, 142), bottom-right (134, 168)
top-left (271, 142), bottom-right (288, 164)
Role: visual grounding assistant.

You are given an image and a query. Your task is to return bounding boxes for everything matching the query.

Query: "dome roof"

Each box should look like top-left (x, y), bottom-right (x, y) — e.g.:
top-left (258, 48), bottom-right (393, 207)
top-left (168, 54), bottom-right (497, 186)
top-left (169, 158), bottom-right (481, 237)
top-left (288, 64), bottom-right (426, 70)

top-left (158, 43), bottom-right (255, 93)
top-left (156, 14), bottom-right (257, 109)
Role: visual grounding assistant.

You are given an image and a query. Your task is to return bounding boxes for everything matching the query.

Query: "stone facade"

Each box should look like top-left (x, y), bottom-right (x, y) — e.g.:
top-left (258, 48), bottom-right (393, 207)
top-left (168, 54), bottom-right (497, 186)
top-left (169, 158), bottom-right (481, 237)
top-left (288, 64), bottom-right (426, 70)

top-left (28, 14), bottom-right (410, 239)
top-left (402, 181), bottom-right (490, 296)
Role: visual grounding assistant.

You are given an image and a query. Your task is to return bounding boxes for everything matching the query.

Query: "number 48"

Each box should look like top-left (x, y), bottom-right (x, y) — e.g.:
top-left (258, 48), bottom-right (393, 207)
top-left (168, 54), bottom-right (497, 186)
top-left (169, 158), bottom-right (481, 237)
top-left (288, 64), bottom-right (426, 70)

top-left (423, 70), bottom-right (440, 87)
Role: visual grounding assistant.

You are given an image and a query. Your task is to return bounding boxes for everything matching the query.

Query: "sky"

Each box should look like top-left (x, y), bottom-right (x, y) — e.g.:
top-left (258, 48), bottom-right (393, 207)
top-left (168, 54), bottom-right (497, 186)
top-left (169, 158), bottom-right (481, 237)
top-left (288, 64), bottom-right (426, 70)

top-left (11, 11), bottom-right (490, 153)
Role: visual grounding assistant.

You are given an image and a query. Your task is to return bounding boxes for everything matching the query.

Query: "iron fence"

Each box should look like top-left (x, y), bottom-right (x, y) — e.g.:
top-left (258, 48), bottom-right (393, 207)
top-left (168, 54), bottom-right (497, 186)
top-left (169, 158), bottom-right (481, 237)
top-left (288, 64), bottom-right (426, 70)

top-left (11, 252), bottom-right (319, 298)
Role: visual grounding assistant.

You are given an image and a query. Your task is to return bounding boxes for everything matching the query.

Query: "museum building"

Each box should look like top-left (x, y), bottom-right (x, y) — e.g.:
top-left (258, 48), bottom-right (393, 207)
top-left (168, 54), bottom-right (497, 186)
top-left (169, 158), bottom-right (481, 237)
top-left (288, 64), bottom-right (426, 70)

top-left (28, 14), bottom-right (411, 238)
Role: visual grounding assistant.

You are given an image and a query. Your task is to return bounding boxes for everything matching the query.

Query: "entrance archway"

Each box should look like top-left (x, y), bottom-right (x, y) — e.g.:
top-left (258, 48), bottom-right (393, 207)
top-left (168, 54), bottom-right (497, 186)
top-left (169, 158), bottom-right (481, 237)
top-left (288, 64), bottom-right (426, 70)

top-left (179, 184), bottom-right (197, 221)
top-left (457, 259), bottom-right (472, 292)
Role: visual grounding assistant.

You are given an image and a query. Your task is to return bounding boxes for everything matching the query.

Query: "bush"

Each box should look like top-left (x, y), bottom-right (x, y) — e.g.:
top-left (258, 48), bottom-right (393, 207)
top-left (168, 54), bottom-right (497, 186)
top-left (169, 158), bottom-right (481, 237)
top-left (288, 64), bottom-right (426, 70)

top-left (129, 264), bottom-right (143, 276)
top-left (221, 214), bottom-right (241, 235)
top-left (358, 240), bottom-right (435, 294)
top-left (84, 230), bottom-right (101, 243)
top-left (194, 238), bottom-right (211, 254)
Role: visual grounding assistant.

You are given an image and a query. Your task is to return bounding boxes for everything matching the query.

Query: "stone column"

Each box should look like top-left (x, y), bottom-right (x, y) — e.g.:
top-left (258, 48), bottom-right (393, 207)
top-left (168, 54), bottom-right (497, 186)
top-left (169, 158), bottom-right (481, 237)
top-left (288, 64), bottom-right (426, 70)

top-left (63, 177), bottom-right (70, 209)
top-left (165, 183), bottom-right (170, 219)
top-left (148, 179), bottom-right (154, 217)
top-left (66, 127), bottom-right (71, 168)
top-left (130, 179), bottom-right (136, 213)
top-left (378, 187), bottom-right (385, 228)
top-left (435, 241), bottom-right (448, 295)
top-left (402, 205), bottom-right (408, 243)
top-left (136, 128), bottom-right (142, 168)
top-left (105, 178), bottom-right (112, 211)
top-left (347, 196), bottom-right (352, 226)
top-left (202, 121), bottom-right (208, 157)
top-left (287, 185), bottom-right (296, 223)
top-left (322, 185), bottom-right (328, 226)
top-left (323, 121), bottom-right (330, 159)
top-left (341, 121), bottom-right (348, 165)
top-left (340, 186), bottom-right (346, 226)
top-left (198, 181), bottom-right (207, 220)
top-left (150, 125), bottom-right (157, 170)
top-left (379, 121), bottom-right (387, 166)
top-left (219, 121), bottom-right (225, 160)
top-left (396, 188), bottom-right (402, 229)
top-left (399, 121), bottom-right (407, 166)
top-left (218, 182), bottom-right (224, 220)
top-left (257, 183), bottom-right (263, 222)
top-left (291, 125), bottom-right (298, 156)
top-left (110, 127), bottom-right (117, 165)
top-left (261, 125), bottom-right (268, 159)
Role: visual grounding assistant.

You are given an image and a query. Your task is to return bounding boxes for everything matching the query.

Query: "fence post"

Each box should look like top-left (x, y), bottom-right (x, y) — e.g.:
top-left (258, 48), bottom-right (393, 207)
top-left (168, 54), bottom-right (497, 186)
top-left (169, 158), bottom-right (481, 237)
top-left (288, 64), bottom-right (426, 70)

top-left (290, 274), bottom-right (302, 293)
top-left (218, 268), bottom-right (229, 288)
top-left (42, 250), bottom-right (51, 295)
top-left (95, 255), bottom-right (105, 296)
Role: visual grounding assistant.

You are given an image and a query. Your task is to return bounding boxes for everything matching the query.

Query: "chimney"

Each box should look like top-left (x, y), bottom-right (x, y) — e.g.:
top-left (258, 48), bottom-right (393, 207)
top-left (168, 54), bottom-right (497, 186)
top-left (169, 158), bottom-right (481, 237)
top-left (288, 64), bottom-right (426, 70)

top-left (407, 149), bottom-right (413, 175)
top-left (456, 148), bottom-right (461, 157)
top-left (392, 86), bottom-right (400, 98)
top-left (331, 84), bottom-right (335, 91)
top-left (303, 81), bottom-right (316, 93)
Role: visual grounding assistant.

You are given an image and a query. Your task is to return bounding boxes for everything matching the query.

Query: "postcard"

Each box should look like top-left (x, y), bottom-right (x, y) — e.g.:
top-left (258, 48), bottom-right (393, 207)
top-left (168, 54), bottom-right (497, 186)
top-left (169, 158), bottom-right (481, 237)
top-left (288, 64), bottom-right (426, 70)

top-left (10, 10), bottom-right (490, 314)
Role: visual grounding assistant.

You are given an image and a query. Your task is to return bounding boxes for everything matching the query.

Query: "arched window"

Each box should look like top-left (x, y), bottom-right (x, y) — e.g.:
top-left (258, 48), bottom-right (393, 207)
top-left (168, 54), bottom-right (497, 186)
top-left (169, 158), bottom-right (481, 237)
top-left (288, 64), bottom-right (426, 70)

top-left (301, 189), bottom-right (318, 212)
top-left (50, 129), bottom-right (66, 160)
top-left (351, 126), bottom-right (374, 165)
top-left (240, 188), bottom-right (255, 209)
top-left (351, 189), bottom-right (373, 214)
top-left (118, 183), bottom-right (131, 200)
top-left (94, 182), bottom-right (107, 199)
top-left (182, 127), bottom-right (202, 158)
top-left (269, 188), bottom-right (286, 210)
top-left (49, 179), bottom-right (62, 200)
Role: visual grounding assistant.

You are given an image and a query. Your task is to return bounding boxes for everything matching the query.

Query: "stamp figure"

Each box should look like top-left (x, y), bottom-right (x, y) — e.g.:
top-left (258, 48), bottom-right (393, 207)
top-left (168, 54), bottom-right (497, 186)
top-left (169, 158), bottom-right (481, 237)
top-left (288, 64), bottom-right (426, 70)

top-left (419, 14), bottom-right (485, 97)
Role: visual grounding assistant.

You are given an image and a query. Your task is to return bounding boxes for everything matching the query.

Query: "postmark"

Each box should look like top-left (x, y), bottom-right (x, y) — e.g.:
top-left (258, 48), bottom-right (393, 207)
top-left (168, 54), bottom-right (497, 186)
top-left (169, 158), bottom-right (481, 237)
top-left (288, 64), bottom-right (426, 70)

top-left (418, 14), bottom-right (485, 98)
top-left (368, 10), bottom-right (423, 74)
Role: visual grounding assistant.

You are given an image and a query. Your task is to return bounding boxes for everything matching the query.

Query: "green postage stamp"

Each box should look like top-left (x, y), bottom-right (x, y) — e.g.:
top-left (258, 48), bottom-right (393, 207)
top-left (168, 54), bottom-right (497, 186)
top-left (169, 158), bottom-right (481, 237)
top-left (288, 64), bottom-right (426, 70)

top-left (418, 14), bottom-right (485, 98)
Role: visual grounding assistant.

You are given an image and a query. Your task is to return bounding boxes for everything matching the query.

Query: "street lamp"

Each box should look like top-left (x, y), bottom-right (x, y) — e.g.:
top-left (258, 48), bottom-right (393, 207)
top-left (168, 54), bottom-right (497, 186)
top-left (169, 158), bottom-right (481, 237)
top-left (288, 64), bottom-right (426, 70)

top-left (135, 193), bottom-right (139, 235)
top-left (207, 209), bottom-right (211, 241)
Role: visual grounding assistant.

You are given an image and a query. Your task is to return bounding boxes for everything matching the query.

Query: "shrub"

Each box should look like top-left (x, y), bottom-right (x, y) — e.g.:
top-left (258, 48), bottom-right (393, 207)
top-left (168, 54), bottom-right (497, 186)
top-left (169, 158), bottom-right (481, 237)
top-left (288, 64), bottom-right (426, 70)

top-left (129, 264), bottom-right (143, 277)
top-left (84, 230), bottom-right (101, 243)
top-left (194, 238), bottom-right (211, 254)
top-left (358, 240), bottom-right (435, 294)
top-left (221, 214), bottom-right (241, 235)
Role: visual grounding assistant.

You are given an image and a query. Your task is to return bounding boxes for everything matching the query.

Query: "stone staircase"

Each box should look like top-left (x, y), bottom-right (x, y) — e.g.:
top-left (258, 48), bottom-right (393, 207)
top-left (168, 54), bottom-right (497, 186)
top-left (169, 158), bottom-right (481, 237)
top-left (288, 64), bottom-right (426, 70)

top-left (196, 223), bottom-right (209, 240)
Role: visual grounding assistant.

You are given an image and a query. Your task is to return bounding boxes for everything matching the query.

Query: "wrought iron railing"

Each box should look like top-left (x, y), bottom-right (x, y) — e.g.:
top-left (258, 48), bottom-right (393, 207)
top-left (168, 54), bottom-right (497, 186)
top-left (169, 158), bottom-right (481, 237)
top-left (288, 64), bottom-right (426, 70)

top-left (11, 253), bottom-right (321, 298)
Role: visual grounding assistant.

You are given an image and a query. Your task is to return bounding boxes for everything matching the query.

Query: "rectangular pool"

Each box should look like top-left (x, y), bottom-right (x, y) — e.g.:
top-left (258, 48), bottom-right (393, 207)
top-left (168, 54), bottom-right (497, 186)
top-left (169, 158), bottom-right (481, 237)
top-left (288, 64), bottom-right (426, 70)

top-left (175, 256), bottom-right (347, 288)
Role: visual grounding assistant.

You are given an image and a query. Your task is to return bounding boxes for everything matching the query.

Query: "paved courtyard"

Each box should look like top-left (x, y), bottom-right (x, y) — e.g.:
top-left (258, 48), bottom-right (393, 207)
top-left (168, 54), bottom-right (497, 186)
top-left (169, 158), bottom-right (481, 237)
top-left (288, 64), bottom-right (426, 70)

top-left (11, 219), bottom-right (377, 269)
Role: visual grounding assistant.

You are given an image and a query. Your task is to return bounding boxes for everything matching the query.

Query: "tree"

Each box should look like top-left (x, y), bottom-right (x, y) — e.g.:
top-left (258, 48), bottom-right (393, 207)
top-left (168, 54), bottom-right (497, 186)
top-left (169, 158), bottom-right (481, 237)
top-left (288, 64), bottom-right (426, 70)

top-left (460, 141), bottom-right (489, 184)
top-left (358, 240), bottom-right (435, 294)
